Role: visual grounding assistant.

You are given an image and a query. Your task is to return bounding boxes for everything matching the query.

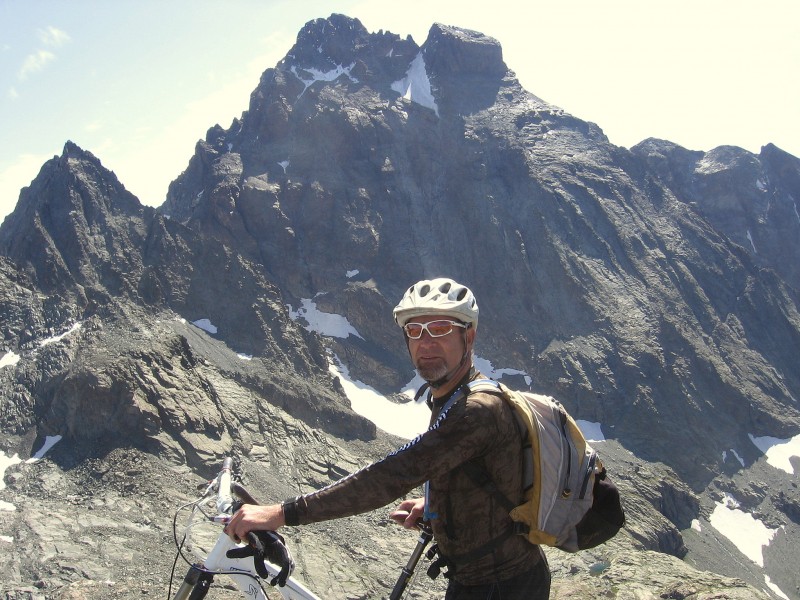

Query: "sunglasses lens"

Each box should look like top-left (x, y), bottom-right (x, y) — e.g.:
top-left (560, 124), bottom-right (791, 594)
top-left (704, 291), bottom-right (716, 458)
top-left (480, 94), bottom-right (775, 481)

top-left (404, 323), bottom-right (424, 338)
top-left (427, 321), bottom-right (453, 337)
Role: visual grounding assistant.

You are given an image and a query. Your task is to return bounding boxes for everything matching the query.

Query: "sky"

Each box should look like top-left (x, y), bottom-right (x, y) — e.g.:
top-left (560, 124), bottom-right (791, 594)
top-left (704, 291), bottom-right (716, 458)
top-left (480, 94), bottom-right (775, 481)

top-left (1, 0), bottom-right (799, 221)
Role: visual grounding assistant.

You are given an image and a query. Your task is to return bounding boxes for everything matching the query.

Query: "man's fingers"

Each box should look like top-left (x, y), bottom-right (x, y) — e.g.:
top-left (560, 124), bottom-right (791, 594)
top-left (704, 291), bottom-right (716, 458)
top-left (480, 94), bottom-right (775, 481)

top-left (404, 513), bottom-right (421, 529)
top-left (224, 526), bottom-right (242, 543)
top-left (224, 513), bottom-right (246, 543)
top-left (389, 509), bottom-right (410, 525)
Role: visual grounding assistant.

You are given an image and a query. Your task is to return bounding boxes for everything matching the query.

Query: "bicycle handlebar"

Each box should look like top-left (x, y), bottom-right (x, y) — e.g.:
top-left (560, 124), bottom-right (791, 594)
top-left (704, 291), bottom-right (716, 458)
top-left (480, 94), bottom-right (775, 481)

top-left (169, 456), bottom-right (319, 599)
top-left (216, 456), bottom-right (234, 514)
top-left (214, 462), bottom-right (268, 553)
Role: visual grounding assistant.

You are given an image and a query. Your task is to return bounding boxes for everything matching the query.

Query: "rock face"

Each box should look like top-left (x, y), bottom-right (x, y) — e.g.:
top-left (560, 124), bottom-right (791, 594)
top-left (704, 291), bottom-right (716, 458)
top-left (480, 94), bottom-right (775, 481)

top-left (1, 13), bottom-right (799, 600)
top-left (0, 143), bottom-right (376, 449)
top-left (634, 140), bottom-right (800, 292)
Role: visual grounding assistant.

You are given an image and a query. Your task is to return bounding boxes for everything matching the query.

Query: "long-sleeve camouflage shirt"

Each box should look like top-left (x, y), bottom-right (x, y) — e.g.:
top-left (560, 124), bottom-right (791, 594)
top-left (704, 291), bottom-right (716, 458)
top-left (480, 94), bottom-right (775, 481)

top-left (282, 370), bottom-right (543, 585)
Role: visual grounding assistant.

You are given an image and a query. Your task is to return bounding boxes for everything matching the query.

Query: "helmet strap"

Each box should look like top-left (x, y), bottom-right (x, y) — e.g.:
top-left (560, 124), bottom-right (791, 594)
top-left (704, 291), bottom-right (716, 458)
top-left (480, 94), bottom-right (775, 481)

top-left (428, 351), bottom-right (469, 389)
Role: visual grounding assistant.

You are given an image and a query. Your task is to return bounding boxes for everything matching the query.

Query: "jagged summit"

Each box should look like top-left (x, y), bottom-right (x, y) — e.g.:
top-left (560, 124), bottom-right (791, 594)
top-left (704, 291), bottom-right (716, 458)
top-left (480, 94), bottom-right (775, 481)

top-left (423, 23), bottom-right (506, 78)
top-left (277, 14), bottom-right (419, 97)
top-left (631, 137), bottom-right (800, 292)
top-left (1, 141), bottom-right (139, 225)
top-left (286, 13), bottom-right (372, 67)
top-left (0, 142), bottom-right (147, 296)
top-left (281, 15), bottom-right (507, 83)
top-left (1, 141), bottom-right (142, 230)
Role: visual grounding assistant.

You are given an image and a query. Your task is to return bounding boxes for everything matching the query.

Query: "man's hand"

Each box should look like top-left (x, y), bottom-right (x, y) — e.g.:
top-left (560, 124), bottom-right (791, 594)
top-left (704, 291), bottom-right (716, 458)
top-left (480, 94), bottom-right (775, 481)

top-left (224, 503), bottom-right (286, 543)
top-left (390, 497), bottom-right (425, 529)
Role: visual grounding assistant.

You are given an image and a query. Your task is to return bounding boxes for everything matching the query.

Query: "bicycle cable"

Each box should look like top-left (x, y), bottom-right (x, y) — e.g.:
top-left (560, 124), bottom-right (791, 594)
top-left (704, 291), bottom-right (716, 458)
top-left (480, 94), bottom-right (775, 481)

top-left (167, 480), bottom-right (271, 599)
top-left (168, 497), bottom-right (204, 598)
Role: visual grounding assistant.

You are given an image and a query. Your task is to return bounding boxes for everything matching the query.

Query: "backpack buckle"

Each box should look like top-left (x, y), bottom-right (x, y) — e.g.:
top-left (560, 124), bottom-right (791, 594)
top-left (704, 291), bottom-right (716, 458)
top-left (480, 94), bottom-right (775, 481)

top-left (512, 521), bottom-right (530, 536)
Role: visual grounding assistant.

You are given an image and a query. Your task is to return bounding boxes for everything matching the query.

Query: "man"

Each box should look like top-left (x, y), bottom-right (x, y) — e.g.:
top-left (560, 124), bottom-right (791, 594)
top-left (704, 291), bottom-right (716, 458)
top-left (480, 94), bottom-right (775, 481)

top-left (225, 277), bottom-right (551, 598)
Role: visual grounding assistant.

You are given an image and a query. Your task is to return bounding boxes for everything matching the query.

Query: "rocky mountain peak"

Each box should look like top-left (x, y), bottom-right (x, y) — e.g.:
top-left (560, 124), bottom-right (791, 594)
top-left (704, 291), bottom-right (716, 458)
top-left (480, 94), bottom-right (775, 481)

top-left (0, 142), bottom-right (148, 297)
top-left (289, 13), bottom-right (371, 66)
top-left (1, 142), bottom-right (140, 237)
top-left (632, 136), bottom-right (800, 292)
top-left (423, 23), bottom-right (506, 78)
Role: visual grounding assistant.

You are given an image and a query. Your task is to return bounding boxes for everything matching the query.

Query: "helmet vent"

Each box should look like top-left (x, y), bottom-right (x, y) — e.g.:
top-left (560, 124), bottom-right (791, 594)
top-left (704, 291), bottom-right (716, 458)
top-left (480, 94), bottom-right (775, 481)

top-left (420, 284), bottom-right (431, 296)
top-left (456, 288), bottom-right (467, 301)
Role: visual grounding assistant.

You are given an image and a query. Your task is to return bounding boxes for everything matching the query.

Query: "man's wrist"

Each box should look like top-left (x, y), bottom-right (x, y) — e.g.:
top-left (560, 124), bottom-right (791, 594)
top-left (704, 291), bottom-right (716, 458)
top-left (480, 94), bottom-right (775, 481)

top-left (281, 497), bottom-right (300, 526)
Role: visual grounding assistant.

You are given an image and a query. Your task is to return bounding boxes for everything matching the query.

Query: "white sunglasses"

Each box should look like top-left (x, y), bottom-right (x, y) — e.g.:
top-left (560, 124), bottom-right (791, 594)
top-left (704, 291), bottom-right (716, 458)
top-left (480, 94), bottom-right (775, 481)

top-left (403, 320), bottom-right (469, 339)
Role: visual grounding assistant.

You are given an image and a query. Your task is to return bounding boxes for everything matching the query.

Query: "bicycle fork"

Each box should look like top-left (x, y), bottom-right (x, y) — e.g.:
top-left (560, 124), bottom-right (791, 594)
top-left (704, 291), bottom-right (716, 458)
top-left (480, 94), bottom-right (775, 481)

top-left (172, 565), bottom-right (213, 600)
top-left (389, 526), bottom-right (433, 600)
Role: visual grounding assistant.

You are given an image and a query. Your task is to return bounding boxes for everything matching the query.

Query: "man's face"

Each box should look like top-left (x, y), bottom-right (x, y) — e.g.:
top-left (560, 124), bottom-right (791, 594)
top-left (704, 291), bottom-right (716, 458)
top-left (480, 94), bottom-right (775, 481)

top-left (406, 315), bottom-right (474, 383)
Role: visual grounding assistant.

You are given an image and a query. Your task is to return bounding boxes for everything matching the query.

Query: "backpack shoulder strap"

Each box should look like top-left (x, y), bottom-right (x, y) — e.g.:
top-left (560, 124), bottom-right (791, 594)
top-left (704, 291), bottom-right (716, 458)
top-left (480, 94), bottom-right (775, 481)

top-left (466, 378), bottom-right (503, 395)
top-left (460, 378), bottom-right (525, 515)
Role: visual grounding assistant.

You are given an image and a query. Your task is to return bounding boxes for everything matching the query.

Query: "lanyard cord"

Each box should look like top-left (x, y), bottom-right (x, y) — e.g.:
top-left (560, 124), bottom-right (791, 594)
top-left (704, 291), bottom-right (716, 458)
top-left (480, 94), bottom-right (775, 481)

top-left (422, 371), bottom-right (475, 521)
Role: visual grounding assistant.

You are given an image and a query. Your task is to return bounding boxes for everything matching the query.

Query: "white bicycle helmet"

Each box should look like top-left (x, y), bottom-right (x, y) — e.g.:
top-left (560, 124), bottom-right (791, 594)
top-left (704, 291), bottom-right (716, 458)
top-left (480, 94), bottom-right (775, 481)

top-left (393, 278), bottom-right (479, 329)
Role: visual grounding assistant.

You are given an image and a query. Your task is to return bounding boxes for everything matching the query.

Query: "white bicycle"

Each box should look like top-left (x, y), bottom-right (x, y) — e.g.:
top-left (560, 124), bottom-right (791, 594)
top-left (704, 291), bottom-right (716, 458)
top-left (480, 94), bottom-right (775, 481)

top-left (167, 457), bottom-right (435, 599)
top-left (168, 457), bottom-right (320, 600)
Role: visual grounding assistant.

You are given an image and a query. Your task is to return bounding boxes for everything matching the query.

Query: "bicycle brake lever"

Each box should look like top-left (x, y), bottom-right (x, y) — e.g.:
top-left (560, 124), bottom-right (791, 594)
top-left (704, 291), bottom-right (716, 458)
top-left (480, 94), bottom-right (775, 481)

top-left (232, 481), bottom-right (260, 505)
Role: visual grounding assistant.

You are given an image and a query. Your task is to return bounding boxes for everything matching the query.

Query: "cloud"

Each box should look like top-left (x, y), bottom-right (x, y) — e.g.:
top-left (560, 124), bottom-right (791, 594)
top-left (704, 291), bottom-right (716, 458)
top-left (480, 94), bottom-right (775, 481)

top-left (38, 26), bottom-right (71, 48)
top-left (7, 87), bottom-right (18, 100)
top-left (84, 120), bottom-right (104, 133)
top-left (19, 50), bottom-right (56, 79)
top-left (17, 27), bottom-right (70, 80)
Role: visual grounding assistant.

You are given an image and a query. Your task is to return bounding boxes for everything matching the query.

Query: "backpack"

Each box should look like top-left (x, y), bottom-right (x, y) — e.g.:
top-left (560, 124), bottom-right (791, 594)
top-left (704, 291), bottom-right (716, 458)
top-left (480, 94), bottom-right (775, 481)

top-left (462, 379), bottom-right (625, 553)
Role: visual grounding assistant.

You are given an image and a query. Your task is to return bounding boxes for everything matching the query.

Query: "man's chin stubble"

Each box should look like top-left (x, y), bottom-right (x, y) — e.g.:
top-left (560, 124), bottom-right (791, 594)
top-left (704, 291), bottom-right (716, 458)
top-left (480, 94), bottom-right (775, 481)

top-left (416, 360), bottom-right (447, 382)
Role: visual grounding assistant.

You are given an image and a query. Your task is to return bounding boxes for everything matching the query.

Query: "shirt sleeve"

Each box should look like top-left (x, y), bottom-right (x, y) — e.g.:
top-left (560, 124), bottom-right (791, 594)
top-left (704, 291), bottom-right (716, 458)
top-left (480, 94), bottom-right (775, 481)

top-left (284, 393), bottom-right (504, 525)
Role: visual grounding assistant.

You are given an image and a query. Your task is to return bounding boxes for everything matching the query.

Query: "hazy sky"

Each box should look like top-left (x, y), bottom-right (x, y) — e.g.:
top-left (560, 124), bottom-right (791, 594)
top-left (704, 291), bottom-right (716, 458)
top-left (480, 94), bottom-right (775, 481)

top-left (1, 0), bottom-right (798, 220)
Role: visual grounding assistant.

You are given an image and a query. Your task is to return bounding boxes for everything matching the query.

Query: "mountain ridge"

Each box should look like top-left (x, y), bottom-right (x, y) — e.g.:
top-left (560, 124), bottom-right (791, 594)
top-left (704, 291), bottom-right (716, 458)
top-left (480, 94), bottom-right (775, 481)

top-left (156, 18), bottom-right (800, 486)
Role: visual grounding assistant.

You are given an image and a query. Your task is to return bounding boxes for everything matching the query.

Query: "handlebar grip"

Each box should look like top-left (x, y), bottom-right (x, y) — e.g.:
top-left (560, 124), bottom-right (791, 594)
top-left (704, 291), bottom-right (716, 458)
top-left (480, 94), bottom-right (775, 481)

top-left (216, 457), bottom-right (234, 513)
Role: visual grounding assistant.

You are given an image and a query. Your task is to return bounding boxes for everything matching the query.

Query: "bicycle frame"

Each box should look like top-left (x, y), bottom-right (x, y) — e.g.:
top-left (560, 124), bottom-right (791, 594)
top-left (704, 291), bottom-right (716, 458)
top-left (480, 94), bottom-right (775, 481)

top-left (170, 458), bottom-right (320, 600)
top-left (171, 531), bottom-right (320, 600)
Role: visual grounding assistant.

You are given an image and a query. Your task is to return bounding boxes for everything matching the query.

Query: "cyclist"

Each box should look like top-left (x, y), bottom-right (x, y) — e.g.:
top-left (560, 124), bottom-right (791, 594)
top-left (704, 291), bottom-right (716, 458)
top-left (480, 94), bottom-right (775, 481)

top-left (225, 278), bottom-right (551, 599)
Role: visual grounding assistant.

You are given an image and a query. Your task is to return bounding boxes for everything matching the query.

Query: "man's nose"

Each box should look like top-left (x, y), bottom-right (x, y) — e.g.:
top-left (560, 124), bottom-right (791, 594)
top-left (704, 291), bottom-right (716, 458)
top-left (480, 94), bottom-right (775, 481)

top-left (416, 330), bottom-right (442, 344)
